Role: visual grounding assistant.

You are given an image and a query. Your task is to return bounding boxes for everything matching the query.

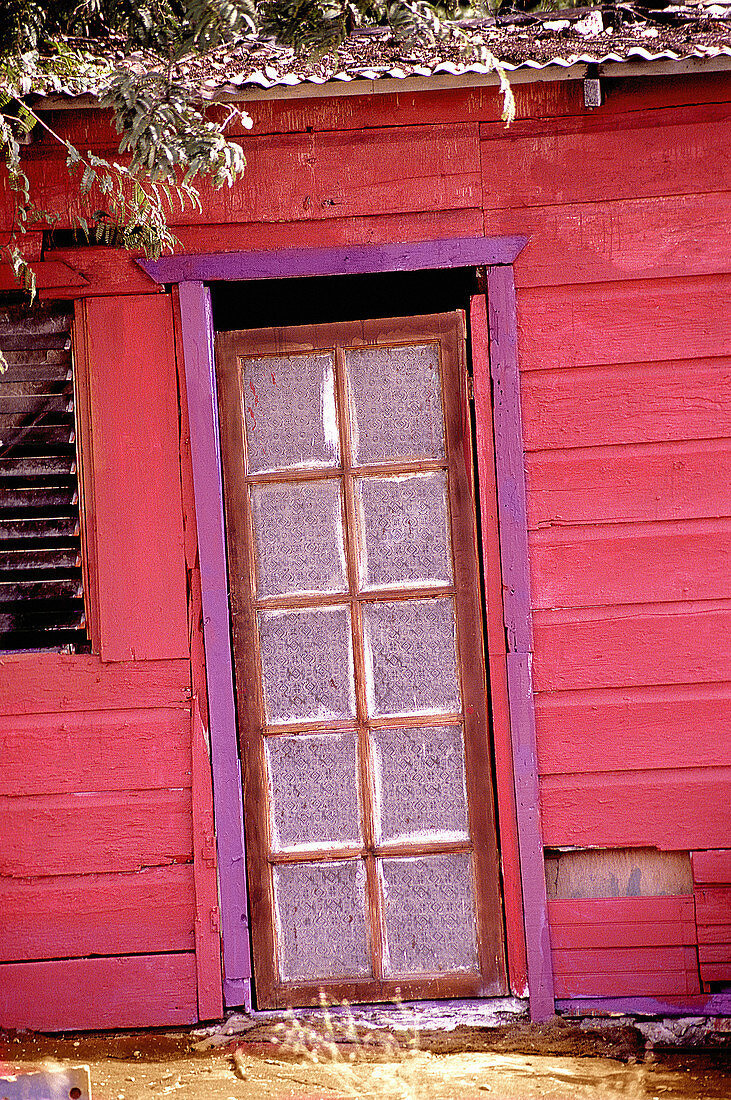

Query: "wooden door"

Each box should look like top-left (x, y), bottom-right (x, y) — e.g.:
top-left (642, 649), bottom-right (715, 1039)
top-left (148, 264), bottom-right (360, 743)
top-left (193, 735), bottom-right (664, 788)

top-left (216, 312), bottom-right (506, 1008)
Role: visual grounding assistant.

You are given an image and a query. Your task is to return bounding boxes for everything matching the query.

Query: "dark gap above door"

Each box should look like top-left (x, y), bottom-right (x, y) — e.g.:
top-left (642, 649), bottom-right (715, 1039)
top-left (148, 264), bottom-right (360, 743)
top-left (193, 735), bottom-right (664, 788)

top-left (211, 267), bottom-right (479, 331)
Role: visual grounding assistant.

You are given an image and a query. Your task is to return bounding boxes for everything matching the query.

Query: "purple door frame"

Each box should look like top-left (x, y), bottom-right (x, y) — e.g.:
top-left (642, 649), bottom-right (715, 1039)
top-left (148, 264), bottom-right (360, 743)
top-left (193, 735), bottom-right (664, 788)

top-left (141, 236), bottom-right (556, 1020)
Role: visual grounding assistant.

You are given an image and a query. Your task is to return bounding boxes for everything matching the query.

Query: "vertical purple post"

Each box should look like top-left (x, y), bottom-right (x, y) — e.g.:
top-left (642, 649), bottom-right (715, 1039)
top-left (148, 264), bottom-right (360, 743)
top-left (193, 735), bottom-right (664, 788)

top-left (177, 281), bottom-right (251, 1010)
top-left (486, 264), bottom-right (555, 1021)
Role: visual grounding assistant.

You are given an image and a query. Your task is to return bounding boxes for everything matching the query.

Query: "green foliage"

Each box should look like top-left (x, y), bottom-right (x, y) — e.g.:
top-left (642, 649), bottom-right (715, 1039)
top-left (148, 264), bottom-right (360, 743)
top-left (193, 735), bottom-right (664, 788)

top-left (0, 0), bottom-right (516, 309)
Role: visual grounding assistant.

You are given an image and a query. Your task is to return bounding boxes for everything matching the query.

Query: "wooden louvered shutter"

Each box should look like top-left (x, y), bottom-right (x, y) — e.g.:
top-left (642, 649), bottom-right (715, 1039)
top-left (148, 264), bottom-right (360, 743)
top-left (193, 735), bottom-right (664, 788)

top-left (0, 301), bottom-right (87, 651)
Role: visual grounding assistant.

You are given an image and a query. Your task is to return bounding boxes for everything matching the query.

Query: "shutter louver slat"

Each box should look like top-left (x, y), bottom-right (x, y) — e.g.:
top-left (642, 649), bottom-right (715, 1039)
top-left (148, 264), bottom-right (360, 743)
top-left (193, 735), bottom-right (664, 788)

top-left (0, 301), bottom-right (88, 651)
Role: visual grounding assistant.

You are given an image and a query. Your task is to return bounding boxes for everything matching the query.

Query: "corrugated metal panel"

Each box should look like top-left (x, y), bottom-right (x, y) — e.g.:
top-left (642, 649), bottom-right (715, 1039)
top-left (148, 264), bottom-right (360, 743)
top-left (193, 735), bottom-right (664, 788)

top-left (0, 302), bottom-right (87, 651)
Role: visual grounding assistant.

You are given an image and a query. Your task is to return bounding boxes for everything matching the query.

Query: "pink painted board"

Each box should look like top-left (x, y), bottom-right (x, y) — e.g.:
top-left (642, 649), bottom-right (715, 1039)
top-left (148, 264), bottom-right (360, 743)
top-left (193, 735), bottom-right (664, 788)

top-left (0, 708), bottom-right (192, 796)
top-left (491, 191), bottom-right (731, 289)
top-left (533, 605), bottom-right (731, 692)
top-left (0, 954), bottom-right (197, 1031)
top-left (540, 768), bottom-right (731, 850)
top-left (0, 865), bottom-right (195, 960)
top-left (0, 654), bottom-right (191, 715)
top-left (529, 521), bottom-right (731, 610)
top-left (517, 276), bottom-right (731, 371)
top-left (520, 358), bottom-right (731, 451)
top-left (480, 104), bottom-right (731, 210)
top-left (85, 295), bottom-right (188, 662)
top-left (692, 851), bottom-right (731, 884)
top-left (535, 684), bottom-right (731, 775)
top-left (0, 789), bottom-right (192, 877)
top-left (525, 441), bottom-right (731, 528)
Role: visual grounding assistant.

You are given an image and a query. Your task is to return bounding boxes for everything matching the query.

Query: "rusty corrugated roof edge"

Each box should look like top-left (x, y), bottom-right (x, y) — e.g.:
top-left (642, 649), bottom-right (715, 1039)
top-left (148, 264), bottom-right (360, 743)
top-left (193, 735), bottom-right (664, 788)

top-left (25, 2), bottom-right (731, 104)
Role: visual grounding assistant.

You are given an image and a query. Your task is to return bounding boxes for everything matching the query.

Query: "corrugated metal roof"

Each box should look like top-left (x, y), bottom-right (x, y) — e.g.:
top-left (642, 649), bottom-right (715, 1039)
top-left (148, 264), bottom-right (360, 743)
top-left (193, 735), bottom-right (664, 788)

top-left (29, 2), bottom-right (731, 101)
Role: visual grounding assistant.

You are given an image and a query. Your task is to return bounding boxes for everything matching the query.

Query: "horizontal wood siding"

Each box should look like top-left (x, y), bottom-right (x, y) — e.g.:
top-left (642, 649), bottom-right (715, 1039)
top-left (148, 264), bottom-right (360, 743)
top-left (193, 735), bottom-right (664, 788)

top-left (692, 852), bottom-right (731, 985)
top-left (1, 68), bottom-right (729, 1023)
top-left (0, 954), bottom-right (198, 1031)
top-left (0, 291), bottom-right (214, 1027)
top-left (549, 897), bottom-right (701, 998)
top-left (481, 76), bottom-right (731, 999)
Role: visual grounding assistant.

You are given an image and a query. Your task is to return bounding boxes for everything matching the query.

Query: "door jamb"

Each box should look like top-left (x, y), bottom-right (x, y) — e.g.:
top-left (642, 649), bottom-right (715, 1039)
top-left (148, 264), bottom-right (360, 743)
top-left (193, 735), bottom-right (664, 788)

top-left (145, 237), bottom-right (555, 1020)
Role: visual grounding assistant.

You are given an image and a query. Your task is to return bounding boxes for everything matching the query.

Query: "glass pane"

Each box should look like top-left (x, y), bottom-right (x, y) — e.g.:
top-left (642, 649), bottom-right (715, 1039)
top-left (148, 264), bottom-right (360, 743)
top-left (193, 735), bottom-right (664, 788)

top-left (372, 724), bottom-right (469, 844)
top-left (346, 343), bottom-right (445, 464)
top-left (251, 480), bottom-right (347, 598)
top-left (274, 860), bottom-right (371, 981)
top-left (380, 853), bottom-right (478, 976)
top-left (266, 732), bottom-right (361, 850)
top-left (356, 472), bottom-right (453, 590)
top-left (362, 598), bottom-right (460, 718)
top-left (258, 606), bottom-right (355, 724)
top-left (242, 352), bottom-right (339, 473)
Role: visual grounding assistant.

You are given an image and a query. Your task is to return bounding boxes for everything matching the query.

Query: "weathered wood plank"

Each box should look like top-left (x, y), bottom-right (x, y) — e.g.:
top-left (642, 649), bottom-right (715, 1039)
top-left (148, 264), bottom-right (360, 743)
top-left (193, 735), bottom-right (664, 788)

top-left (526, 441), bottom-right (731, 528)
top-left (481, 105), bottom-right (731, 209)
top-left (36, 248), bottom-right (163, 299)
top-left (553, 970), bottom-right (698, 998)
top-left (532, 604), bottom-right (731, 692)
top-left (0, 865), bottom-right (195, 961)
top-left (697, 924), bottom-right (731, 945)
top-left (535, 684), bottom-right (731, 775)
top-left (173, 207), bottom-right (484, 257)
top-left (552, 945), bottom-right (696, 975)
top-left (517, 276), bottom-right (731, 371)
top-left (85, 296), bottom-right (189, 661)
top-left (0, 789), bottom-right (193, 877)
top-left (529, 520), bottom-right (731, 610)
top-left (0, 653), bottom-right (191, 715)
top-left (549, 895), bottom-right (697, 935)
top-left (0, 708), bottom-right (192, 796)
top-left (496, 192), bottom-right (731, 288)
top-left (0, 954), bottom-right (198, 1031)
top-left (692, 850), bottom-right (731, 885)
top-left (695, 887), bottom-right (731, 927)
top-left (16, 125), bottom-right (482, 230)
top-left (540, 769), bottom-right (731, 850)
top-left (521, 359), bottom-right (731, 451)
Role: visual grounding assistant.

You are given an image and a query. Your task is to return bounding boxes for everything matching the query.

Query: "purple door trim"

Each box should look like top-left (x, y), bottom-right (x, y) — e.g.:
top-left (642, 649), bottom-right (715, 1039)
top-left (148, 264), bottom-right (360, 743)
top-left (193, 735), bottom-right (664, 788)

top-left (177, 281), bottom-right (252, 1010)
top-left (139, 236), bottom-right (526, 284)
top-left (486, 263), bottom-right (555, 1021)
top-left (171, 237), bottom-right (555, 1019)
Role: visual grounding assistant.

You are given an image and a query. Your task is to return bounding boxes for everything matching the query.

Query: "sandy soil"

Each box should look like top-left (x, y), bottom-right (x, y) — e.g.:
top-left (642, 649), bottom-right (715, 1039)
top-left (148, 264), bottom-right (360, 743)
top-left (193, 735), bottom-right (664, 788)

top-left (2, 1028), bottom-right (730, 1100)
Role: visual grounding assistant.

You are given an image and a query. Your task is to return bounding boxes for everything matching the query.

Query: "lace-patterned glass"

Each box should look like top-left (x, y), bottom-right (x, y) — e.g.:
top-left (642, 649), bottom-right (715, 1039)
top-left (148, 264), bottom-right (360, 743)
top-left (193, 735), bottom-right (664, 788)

top-left (251, 479), bottom-right (347, 598)
top-left (362, 597), bottom-right (461, 717)
top-left (242, 352), bottom-right (339, 473)
top-left (356, 472), bottom-right (453, 590)
top-left (266, 731), bottom-right (361, 850)
top-left (372, 724), bottom-right (469, 844)
top-left (273, 859), bottom-right (372, 981)
top-left (380, 853), bottom-right (479, 976)
top-left (258, 606), bottom-right (355, 724)
top-left (345, 343), bottom-right (446, 464)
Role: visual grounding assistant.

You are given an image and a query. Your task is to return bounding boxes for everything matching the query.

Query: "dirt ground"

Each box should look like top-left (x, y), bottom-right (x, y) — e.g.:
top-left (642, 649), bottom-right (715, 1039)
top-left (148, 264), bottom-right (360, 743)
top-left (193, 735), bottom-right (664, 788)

top-left (2, 1022), bottom-right (731, 1100)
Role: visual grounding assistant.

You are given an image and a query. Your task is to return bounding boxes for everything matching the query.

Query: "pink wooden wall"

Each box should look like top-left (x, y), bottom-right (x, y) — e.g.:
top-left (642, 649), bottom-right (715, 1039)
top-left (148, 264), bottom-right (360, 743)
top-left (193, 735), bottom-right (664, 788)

top-left (0, 296), bottom-right (222, 1029)
top-left (1, 66), bottom-right (729, 1026)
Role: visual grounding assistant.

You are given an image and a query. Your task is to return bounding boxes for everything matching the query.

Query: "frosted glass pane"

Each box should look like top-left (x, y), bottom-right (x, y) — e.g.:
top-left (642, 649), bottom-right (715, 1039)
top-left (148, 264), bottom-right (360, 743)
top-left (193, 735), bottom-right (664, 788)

top-left (346, 343), bottom-right (445, 464)
top-left (266, 732), bottom-right (361, 850)
top-left (251, 480), bottom-right (347, 597)
top-left (380, 853), bottom-right (478, 976)
top-left (363, 598), bottom-right (460, 717)
top-left (274, 860), bottom-right (371, 981)
top-left (259, 606), bottom-right (355, 724)
top-left (242, 352), bottom-right (339, 473)
top-left (357, 472), bottom-right (453, 590)
top-left (372, 724), bottom-right (468, 844)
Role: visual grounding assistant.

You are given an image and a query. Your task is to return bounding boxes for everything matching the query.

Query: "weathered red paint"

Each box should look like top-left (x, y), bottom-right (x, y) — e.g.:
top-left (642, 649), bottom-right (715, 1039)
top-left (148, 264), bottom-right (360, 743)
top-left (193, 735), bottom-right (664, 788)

top-left (1, 67), bottom-right (729, 1028)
